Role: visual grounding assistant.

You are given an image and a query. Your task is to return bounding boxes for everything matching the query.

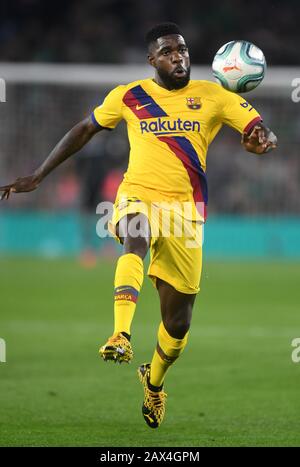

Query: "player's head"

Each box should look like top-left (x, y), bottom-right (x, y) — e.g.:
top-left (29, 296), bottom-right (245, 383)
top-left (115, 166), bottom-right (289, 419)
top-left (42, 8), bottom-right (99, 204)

top-left (146, 22), bottom-right (190, 90)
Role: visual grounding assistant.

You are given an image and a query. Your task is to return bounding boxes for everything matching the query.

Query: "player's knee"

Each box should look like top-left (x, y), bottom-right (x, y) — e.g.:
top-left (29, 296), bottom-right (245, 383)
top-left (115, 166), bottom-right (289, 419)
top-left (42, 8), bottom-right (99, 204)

top-left (123, 234), bottom-right (150, 259)
top-left (117, 213), bottom-right (151, 258)
top-left (165, 316), bottom-right (191, 339)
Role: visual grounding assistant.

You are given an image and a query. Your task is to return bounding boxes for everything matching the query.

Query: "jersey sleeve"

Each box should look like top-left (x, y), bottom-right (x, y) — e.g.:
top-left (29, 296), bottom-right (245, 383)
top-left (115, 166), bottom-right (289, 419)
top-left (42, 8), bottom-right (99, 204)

top-left (221, 89), bottom-right (262, 134)
top-left (91, 85), bottom-right (125, 129)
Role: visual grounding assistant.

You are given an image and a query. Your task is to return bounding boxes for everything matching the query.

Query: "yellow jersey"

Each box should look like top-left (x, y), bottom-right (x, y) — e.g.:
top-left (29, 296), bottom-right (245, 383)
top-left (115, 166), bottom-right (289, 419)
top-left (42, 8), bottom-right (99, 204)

top-left (92, 78), bottom-right (261, 221)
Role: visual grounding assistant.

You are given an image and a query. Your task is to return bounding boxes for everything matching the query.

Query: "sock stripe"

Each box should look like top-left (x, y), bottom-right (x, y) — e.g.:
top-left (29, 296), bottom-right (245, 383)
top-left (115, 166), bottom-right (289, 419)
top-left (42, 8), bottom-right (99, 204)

top-left (156, 342), bottom-right (179, 364)
top-left (114, 285), bottom-right (139, 296)
top-left (114, 285), bottom-right (139, 303)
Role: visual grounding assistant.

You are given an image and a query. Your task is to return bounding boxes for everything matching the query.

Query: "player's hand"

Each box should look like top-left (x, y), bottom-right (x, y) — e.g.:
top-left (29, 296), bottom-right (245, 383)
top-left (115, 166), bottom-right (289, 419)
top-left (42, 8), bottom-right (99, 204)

top-left (241, 125), bottom-right (277, 154)
top-left (0, 174), bottom-right (41, 200)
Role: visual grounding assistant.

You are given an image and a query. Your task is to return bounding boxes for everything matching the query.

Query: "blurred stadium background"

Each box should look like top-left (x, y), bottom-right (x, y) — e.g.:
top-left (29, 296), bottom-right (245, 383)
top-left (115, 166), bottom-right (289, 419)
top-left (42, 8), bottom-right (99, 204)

top-left (0, 0), bottom-right (300, 447)
top-left (0, 0), bottom-right (300, 258)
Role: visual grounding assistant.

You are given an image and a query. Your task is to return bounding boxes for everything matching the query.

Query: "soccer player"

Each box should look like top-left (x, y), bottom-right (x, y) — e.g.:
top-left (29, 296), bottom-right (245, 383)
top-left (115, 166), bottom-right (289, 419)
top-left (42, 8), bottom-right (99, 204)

top-left (0, 23), bottom-right (277, 429)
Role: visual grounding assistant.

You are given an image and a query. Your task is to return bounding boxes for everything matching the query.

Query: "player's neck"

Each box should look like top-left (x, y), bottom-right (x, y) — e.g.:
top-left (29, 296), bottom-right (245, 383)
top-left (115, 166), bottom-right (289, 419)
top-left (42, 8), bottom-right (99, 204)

top-left (153, 75), bottom-right (171, 90)
top-left (152, 72), bottom-right (190, 91)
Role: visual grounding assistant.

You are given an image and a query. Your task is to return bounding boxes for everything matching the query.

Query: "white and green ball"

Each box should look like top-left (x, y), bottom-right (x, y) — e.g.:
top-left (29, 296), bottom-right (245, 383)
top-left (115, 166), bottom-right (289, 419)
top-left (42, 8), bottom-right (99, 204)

top-left (212, 40), bottom-right (266, 93)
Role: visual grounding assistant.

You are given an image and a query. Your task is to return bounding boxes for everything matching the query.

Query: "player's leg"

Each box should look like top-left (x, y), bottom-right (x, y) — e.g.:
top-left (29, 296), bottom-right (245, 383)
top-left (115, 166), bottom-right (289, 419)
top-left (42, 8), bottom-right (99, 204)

top-left (150, 279), bottom-right (196, 386)
top-left (113, 212), bottom-right (150, 337)
top-left (138, 215), bottom-right (202, 427)
top-left (100, 213), bottom-right (151, 363)
top-left (138, 280), bottom-right (196, 427)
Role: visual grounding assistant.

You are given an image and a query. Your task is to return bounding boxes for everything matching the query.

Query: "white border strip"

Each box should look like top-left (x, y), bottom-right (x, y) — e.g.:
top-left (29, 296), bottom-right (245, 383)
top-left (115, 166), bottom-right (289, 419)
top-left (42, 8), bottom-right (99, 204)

top-left (0, 63), bottom-right (298, 95)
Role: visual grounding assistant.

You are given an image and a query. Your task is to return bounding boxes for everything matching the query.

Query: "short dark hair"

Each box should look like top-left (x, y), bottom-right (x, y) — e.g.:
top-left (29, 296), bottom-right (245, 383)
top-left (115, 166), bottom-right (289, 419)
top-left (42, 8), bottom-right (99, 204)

top-left (145, 22), bottom-right (183, 46)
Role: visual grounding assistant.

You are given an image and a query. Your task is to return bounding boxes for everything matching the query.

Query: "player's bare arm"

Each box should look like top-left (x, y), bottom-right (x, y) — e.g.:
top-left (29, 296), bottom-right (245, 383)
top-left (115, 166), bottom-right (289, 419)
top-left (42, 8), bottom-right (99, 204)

top-left (241, 123), bottom-right (277, 155)
top-left (0, 116), bottom-right (102, 200)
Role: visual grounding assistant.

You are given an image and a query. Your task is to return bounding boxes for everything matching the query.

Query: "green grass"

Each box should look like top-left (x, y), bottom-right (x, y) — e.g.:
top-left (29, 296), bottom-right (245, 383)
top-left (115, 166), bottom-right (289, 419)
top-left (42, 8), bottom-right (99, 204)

top-left (0, 257), bottom-right (300, 447)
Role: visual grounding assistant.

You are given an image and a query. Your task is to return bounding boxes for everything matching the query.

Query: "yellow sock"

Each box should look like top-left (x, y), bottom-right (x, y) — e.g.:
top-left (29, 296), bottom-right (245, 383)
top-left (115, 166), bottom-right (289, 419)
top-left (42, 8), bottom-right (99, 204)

top-left (113, 253), bottom-right (144, 335)
top-left (150, 321), bottom-right (188, 387)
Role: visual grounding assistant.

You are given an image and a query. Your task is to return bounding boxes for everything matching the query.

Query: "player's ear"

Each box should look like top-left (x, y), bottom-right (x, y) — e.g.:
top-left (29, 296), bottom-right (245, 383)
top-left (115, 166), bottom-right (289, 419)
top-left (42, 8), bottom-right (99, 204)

top-left (148, 53), bottom-right (155, 68)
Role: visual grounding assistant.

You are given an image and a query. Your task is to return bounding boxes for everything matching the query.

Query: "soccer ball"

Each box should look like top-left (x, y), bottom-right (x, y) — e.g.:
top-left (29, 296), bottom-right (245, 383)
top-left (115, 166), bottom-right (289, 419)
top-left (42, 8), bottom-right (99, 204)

top-left (212, 40), bottom-right (266, 93)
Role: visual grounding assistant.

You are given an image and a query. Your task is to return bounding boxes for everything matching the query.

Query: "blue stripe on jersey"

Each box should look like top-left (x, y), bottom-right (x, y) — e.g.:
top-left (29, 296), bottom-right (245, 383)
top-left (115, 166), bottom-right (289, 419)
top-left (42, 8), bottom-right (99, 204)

top-left (130, 85), bottom-right (168, 118)
top-left (172, 136), bottom-right (208, 204)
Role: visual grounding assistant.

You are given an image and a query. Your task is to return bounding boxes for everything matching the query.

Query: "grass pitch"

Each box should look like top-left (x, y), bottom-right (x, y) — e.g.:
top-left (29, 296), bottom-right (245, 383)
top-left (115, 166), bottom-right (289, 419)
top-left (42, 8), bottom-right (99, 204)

top-left (0, 256), bottom-right (300, 447)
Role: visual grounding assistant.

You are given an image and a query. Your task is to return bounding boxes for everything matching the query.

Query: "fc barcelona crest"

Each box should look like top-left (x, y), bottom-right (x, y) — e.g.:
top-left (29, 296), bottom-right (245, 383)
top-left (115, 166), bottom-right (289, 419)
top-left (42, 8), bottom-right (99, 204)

top-left (186, 97), bottom-right (202, 110)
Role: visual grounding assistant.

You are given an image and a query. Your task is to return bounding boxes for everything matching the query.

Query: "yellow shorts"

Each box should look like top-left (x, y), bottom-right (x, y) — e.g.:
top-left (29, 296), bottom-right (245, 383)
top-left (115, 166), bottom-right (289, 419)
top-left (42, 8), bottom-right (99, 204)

top-left (109, 194), bottom-right (203, 295)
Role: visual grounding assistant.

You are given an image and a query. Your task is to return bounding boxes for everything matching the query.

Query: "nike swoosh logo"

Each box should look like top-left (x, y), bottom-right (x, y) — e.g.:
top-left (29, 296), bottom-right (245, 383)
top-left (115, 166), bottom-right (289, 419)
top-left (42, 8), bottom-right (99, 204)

top-left (136, 103), bottom-right (151, 110)
top-left (115, 287), bottom-right (131, 292)
top-left (144, 413), bottom-right (155, 424)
